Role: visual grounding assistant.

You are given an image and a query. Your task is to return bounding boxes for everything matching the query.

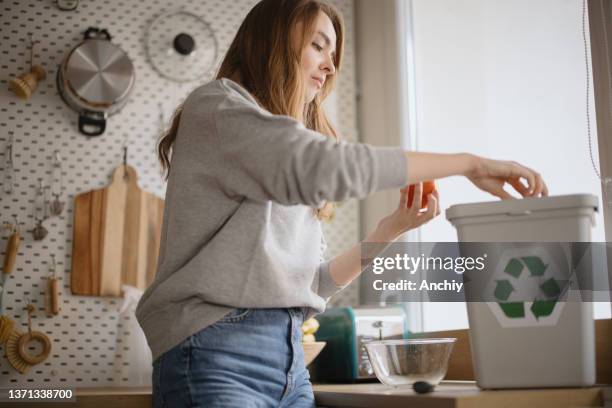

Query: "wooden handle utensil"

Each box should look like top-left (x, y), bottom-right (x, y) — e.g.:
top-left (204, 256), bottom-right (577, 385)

top-left (3, 225), bottom-right (20, 275)
top-left (46, 277), bottom-right (59, 316)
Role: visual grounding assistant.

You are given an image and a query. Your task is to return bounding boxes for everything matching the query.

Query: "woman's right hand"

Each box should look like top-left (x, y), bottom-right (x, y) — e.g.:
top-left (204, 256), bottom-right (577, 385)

top-left (466, 155), bottom-right (548, 199)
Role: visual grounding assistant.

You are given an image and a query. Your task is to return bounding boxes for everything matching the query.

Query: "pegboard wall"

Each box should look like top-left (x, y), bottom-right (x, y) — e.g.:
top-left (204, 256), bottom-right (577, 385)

top-left (0, 0), bottom-right (361, 387)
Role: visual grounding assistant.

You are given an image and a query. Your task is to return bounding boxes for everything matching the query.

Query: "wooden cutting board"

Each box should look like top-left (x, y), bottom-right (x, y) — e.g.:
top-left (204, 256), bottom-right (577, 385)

top-left (71, 165), bottom-right (164, 297)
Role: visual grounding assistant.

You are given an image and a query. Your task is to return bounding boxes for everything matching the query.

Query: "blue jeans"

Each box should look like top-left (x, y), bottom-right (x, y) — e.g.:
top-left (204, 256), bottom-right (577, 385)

top-left (152, 307), bottom-right (315, 407)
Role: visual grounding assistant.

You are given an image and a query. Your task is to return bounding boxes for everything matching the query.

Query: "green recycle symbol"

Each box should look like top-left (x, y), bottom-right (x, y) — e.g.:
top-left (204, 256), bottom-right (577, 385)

top-left (494, 256), bottom-right (562, 320)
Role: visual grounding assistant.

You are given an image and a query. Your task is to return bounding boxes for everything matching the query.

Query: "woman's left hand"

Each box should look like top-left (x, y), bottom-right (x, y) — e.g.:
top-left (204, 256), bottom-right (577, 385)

top-left (377, 183), bottom-right (441, 240)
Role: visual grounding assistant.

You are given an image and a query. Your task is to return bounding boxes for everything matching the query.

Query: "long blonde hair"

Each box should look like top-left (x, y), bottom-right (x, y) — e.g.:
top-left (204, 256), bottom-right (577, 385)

top-left (157, 0), bottom-right (345, 221)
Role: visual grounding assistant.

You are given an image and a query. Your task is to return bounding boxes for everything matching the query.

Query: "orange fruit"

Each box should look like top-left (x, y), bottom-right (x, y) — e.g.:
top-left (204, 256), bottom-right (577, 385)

top-left (407, 181), bottom-right (437, 209)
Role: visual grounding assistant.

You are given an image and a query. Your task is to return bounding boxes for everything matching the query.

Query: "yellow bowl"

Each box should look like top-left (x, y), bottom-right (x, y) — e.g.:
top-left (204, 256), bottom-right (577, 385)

top-left (303, 341), bottom-right (326, 366)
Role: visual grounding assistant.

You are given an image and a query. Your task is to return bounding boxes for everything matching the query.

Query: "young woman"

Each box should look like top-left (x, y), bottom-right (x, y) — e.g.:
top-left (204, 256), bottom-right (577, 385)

top-left (136, 0), bottom-right (548, 406)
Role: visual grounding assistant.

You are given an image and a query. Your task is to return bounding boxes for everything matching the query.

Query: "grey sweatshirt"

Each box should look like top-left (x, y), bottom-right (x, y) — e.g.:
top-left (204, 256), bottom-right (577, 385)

top-left (135, 78), bottom-right (408, 362)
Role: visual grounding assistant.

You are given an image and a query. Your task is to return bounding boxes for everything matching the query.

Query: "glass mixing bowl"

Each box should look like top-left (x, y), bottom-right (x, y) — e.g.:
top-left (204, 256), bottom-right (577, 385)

top-left (365, 338), bottom-right (457, 387)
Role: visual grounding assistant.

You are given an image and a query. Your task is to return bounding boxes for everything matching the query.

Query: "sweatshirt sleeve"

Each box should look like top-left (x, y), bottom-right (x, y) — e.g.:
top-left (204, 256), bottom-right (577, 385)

top-left (316, 231), bottom-right (349, 300)
top-left (211, 89), bottom-right (408, 206)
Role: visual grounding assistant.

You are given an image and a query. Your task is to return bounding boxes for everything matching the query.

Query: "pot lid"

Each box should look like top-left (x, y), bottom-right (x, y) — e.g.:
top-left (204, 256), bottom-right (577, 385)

top-left (145, 9), bottom-right (218, 82)
top-left (64, 39), bottom-right (135, 104)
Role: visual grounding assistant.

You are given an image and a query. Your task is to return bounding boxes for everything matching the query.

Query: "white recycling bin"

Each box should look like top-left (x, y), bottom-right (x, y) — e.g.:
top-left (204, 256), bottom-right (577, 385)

top-left (446, 194), bottom-right (598, 389)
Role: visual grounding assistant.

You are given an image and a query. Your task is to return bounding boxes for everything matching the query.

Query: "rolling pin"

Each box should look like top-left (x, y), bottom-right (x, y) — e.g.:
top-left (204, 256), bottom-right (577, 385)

top-left (2, 226), bottom-right (20, 275)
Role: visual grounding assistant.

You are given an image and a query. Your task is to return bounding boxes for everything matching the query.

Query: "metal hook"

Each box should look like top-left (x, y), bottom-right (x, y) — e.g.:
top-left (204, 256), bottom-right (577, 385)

top-left (51, 149), bottom-right (64, 198)
top-left (53, 150), bottom-right (61, 166)
top-left (33, 179), bottom-right (49, 223)
top-left (6, 134), bottom-right (14, 165)
top-left (27, 34), bottom-right (38, 71)
top-left (50, 254), bottom-right (57, 279)
top-left (3, 134), bottom-right (15, 195)
top-left (39, 179), bottom-right (50, 220)
top-left (123, 146), bottom-right (128, 181)
top-left (28, 34), bottom-right (33, 70)
top-left (25, 300), bottom-right (34, 337)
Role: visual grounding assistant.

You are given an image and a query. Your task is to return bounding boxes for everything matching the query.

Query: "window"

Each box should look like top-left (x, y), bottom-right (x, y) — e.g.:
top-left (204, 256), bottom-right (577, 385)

top-left (404, 0), bottom-right (610, 331)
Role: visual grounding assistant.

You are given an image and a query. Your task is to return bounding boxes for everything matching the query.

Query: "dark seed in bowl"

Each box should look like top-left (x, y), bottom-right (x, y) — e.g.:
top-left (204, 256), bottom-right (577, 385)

top-left (413, 381), bottom-right (434, 394)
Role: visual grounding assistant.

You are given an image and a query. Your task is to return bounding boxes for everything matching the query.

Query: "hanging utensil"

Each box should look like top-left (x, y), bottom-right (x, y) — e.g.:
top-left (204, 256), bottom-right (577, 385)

top-left (29, 179), bottom-right (49, 241)
top-left (49, 150), bottom-right (65, 216)
top-left (5, 300), bottom-right (51, 373)
top-left (0, 314), bottom-right (15, 344)
top-left (45, 255), bottom-right (60, 316)
top-left (57, 27), bottom-right (135, 137)
top-left (3, 134), bottom-right (15, 195)
top-left (71, 152), bottom-right (164, 296)
top-left (2, 217), bottom-right (21, 275)
top-left (146, 9), bottom-right (217, 82)
top-left (9, 35), bottom-right (46, 101)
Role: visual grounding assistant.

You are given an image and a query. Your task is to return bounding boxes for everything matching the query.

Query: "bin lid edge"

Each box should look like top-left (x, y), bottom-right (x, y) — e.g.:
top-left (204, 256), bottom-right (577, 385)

top-left (445, 193), bottom-right (598, 222)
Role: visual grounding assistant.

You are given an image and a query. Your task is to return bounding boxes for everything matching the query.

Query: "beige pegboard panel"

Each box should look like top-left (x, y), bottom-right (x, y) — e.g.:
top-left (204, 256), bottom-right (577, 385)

top-left (323, 0), bottom-right (360, 306)
top-left (0, 0), bottom-right (359, 387)
top-left (322, 0), bottom-right (361, 308)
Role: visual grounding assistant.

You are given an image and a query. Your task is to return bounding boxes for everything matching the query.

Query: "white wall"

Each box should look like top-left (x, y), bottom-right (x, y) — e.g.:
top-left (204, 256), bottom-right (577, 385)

top-left (408, 0), bottom-right (610, 331)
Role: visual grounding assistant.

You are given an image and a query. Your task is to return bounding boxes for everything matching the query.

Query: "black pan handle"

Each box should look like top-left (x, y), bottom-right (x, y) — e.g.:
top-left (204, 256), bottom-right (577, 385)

top-left (98, 29), bottom-right (112, 41)
top-left (84, 27), bottom-right (99, 40)
top-left (78, 112), bottom-right (106, 137)
top-left (84, 27), bottom-right (112, 41)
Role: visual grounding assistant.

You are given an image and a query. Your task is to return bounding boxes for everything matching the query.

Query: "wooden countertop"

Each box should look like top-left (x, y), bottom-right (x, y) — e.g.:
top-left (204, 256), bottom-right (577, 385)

top-left (313, 381), bottom-right (607, 408)
top-left (0, 382), bottom-right (608, 408)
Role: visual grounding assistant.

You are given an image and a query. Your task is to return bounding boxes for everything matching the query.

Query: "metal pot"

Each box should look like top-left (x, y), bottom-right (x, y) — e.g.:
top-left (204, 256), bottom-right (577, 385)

top-left (57, 27), bottom-right (135, 137)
